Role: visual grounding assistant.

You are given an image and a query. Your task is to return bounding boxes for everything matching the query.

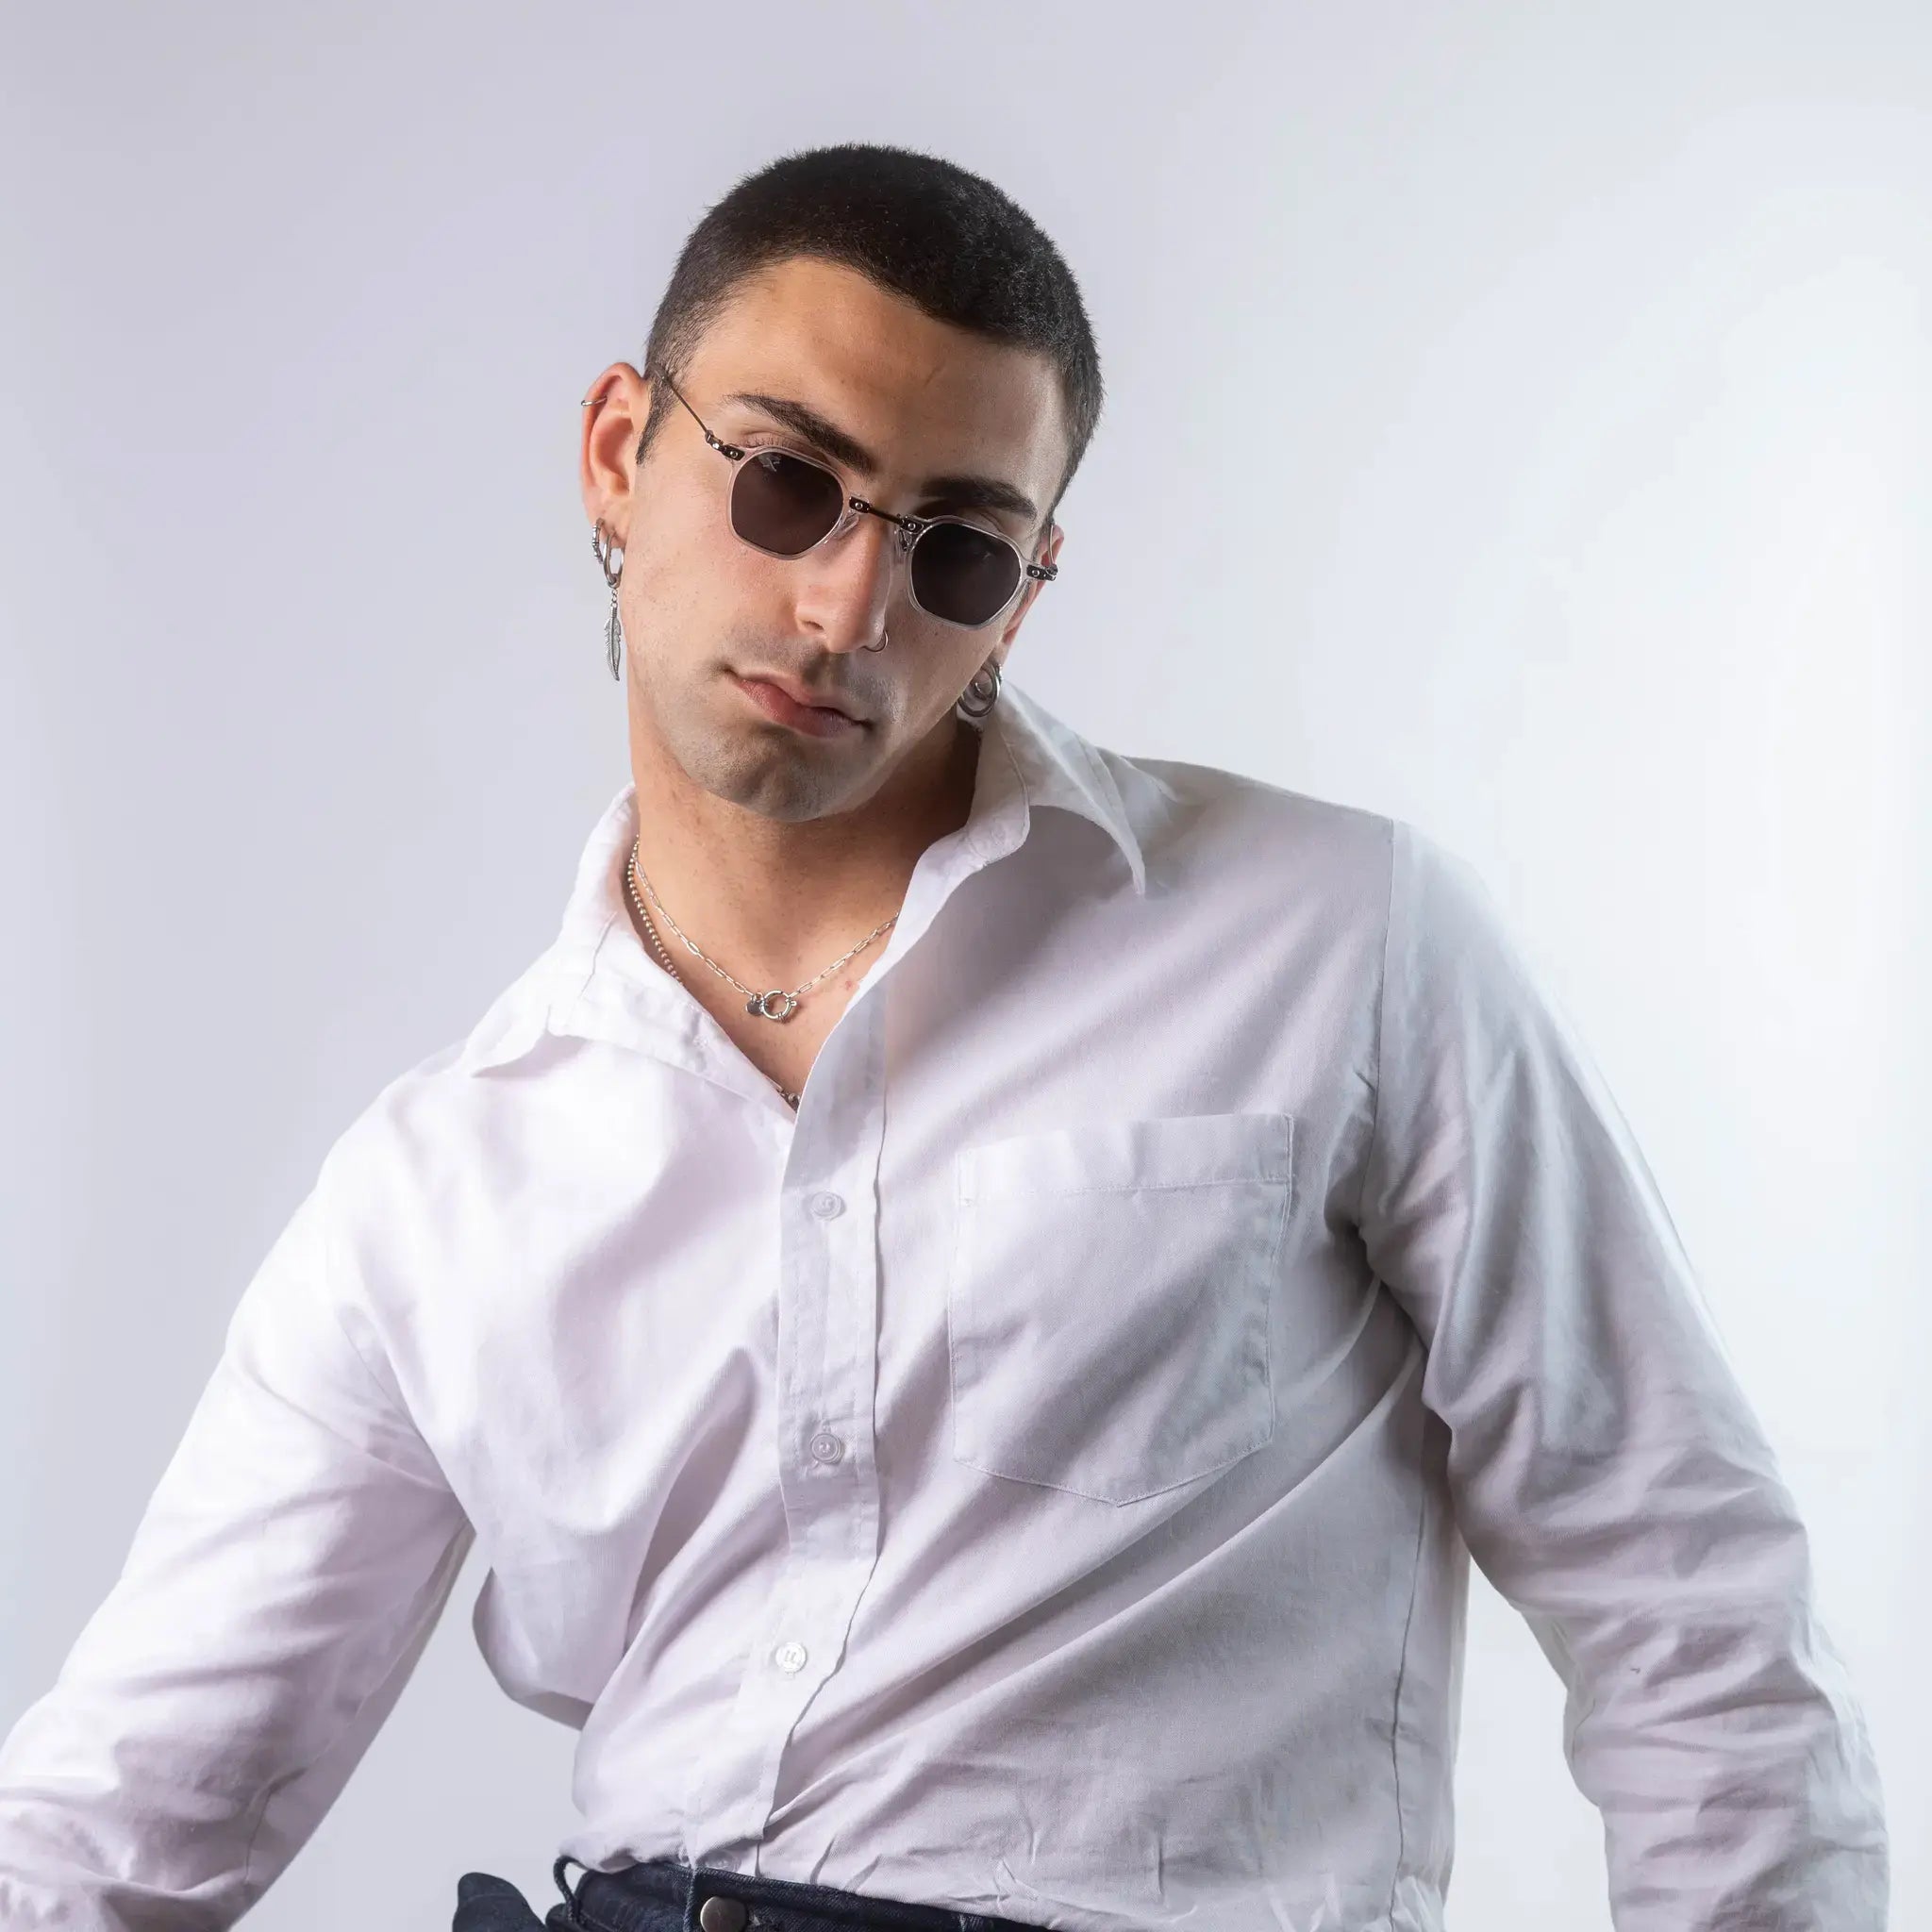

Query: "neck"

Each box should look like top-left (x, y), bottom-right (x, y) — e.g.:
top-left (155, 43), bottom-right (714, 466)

top-left (626, 707), bottom-right (986, 983)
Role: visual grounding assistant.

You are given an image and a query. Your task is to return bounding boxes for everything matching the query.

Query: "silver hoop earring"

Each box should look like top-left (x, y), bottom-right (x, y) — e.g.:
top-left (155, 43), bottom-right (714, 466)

top-left (956, 658), bottom-right (1002, 722)
top-left (591, 520), bottom-right (625, 680)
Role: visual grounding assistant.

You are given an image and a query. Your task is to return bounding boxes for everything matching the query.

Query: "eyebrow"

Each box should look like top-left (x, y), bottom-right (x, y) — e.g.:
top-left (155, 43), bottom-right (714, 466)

top-left (722, 390), bottom-right (1041, 530)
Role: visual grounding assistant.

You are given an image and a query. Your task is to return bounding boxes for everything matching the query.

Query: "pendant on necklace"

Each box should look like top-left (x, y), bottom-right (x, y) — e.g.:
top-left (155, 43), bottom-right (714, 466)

top-left (748, 991), bottom-right (799, 1021)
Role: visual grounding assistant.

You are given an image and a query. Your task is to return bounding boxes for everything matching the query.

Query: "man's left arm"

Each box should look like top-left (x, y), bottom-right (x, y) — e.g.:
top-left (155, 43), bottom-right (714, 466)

top-left (1354, 816), bottom-right (1889, 1931)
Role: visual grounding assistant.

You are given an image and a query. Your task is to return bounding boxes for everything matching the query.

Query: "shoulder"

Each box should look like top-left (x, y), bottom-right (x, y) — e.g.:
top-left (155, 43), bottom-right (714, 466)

top-left (1108, 741), bottom-right (1405, 919)
top-left (314, 950), bottom-right (566, 1252)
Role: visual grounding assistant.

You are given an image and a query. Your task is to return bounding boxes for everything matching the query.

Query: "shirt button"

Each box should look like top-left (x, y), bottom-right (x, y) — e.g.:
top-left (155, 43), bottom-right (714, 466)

top-left (808, 1191), bottom-right (845, 1220)
top-left (809, 1430), bottom-right (844, 1464)
top-left (773, 1640), bottom-right (808, 1674)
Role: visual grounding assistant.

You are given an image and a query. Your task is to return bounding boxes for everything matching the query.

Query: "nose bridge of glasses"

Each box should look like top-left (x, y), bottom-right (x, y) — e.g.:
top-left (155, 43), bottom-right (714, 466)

top-left (826, 494), bottom-right (915, 564)
top-left (796, 494), bottom-right (910, 641)
top-left (844, 493), bottom-right (918, 548)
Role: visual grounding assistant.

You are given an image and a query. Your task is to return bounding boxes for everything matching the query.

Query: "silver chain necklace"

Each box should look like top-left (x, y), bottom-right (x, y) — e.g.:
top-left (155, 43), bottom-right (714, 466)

top-left (625, 840), bottom-right (898, 1108)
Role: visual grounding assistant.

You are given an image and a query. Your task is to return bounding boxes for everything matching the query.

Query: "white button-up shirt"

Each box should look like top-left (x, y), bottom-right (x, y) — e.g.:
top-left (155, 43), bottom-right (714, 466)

top-left (0, 681), bottom-right (1889, 1931)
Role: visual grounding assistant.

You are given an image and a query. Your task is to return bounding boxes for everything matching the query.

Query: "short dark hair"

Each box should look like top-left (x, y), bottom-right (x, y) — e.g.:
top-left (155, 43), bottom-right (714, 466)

top-left (636, 142), bottom-right (1104, 539)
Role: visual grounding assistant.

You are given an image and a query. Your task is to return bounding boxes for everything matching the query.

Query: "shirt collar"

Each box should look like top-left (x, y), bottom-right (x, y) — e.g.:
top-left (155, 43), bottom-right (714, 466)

top-left (457, 675), bottom-right (1147, 1075)
top-left (988, 676), bottom-right (1148, 898)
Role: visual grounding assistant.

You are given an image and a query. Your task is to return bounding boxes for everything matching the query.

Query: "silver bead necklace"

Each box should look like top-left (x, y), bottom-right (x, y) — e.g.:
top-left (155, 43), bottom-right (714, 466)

top-left (625, 840), bottom-right (898, 1110)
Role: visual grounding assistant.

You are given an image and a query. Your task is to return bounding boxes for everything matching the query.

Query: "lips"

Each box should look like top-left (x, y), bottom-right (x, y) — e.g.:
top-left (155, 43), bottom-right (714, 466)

top-left (727, 671), bottom-right (868, 740)
top-left (737, 672), bottom-right (864, 723)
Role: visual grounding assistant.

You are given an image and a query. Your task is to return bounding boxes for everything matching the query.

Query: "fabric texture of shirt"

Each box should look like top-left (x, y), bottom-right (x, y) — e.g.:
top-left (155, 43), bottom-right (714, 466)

top-left (0, 679), bottom-right (1889, 1931)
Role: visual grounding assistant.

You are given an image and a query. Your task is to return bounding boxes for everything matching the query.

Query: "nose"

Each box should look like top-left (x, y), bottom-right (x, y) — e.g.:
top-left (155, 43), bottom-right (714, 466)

top-left (790, 506), bottom-right (904, 655)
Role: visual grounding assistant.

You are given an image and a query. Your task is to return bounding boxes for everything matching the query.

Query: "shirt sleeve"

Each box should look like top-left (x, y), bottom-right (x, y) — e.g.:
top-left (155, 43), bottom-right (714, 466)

top-left (0, 1154), bottom-right (475, 1931)
top-left (1354, 816), bottom-right (1889, 1931)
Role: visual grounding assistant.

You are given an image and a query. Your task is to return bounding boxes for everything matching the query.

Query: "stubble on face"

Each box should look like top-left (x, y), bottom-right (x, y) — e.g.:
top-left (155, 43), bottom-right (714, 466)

top-left (627, 607), bottom-right (904, 824)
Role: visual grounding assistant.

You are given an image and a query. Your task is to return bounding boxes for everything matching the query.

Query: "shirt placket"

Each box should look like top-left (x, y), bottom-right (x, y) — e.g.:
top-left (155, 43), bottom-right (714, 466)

top-left (682, 987), bottom-right (890, 1867)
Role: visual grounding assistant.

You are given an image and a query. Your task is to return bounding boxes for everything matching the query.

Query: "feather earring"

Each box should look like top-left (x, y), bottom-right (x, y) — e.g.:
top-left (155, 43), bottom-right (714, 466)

top-left (591, 521), bottom-right (625, 679)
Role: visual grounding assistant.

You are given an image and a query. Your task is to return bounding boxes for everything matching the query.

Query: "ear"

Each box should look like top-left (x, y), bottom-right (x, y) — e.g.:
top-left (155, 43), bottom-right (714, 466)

top-left (579, 362), bottom-right (651, 545)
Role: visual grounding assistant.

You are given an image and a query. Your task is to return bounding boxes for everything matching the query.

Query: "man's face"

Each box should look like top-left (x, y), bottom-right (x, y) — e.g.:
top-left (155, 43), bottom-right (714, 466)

top-left (582, 255), bottom-right (1068, 824)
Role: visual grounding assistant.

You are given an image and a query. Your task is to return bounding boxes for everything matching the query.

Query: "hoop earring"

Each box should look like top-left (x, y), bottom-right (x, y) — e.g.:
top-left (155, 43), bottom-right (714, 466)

top-left (956, 658), bottom-right (1002, 722)
top-left (591, 520), bottom-right (625, 680)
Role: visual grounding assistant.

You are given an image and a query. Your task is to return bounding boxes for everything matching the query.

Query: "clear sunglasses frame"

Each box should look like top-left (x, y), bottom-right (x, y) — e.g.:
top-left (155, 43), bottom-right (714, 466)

top-left (652, 365), bottom-right (1058, 631)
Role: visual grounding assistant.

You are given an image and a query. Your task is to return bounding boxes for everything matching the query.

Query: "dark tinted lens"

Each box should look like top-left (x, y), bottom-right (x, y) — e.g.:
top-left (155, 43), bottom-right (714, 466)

top-left (730, 449), bottom-right (845, 556)
top-left (910, 521), bottom-right (1023, 627)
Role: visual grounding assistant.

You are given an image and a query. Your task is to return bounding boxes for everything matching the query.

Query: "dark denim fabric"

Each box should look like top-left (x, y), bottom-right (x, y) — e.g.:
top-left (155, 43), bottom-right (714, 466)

top-left (453, 1855), bottom-right (1046, 1932)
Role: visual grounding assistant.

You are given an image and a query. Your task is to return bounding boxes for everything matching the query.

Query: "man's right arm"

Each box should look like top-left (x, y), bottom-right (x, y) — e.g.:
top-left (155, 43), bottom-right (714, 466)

top-left (0, 1158), bottom-right (474, 1930)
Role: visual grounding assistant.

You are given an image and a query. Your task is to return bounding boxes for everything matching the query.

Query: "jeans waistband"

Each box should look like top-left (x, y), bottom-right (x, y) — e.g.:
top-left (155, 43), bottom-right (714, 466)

top-left (556, 1855), bottom-right (1046, 1932)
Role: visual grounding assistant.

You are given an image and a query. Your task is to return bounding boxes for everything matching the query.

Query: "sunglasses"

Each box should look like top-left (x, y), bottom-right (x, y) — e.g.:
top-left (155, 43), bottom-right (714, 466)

top-left (654, 367), bottom-right (1058, 631)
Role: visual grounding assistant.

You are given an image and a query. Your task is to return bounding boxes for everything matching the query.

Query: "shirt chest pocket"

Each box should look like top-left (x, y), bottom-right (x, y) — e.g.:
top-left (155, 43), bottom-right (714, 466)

top-left (945, 1111), bottom-right (1293, 1506)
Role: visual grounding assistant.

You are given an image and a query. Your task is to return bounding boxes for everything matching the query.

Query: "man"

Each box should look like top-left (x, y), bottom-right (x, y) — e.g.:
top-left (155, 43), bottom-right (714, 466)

top-left (0, 142), bottom-right (1889, 1932)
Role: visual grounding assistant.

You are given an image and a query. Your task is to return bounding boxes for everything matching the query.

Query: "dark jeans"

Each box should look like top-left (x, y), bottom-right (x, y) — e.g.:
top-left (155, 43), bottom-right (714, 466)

top-left (453, 1855), bottom-right (1046, 1932)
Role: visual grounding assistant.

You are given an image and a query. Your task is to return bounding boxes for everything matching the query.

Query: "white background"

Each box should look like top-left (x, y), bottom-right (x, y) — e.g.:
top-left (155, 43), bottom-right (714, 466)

top-left (2, 4), bottom-right (1924, 1926)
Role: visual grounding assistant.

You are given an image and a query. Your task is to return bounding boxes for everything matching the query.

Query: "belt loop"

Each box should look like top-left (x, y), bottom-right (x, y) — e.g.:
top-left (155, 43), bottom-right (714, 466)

top-left (553, 1854), bottom-right (590, 1927)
